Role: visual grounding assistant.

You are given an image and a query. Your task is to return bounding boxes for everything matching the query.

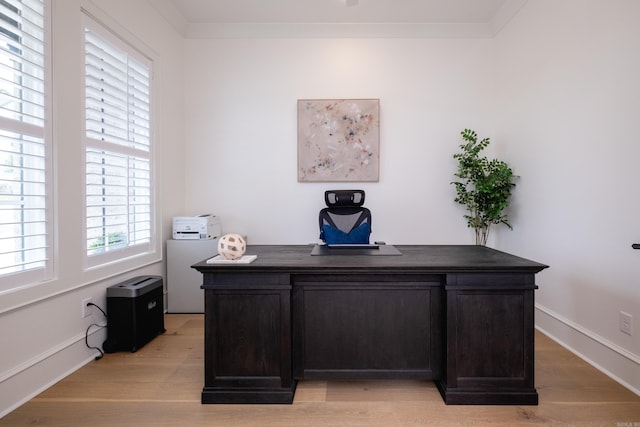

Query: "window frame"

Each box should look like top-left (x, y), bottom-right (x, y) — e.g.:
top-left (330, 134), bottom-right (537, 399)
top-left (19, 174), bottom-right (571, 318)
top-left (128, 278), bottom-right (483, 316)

top-left (0, 0), bottom-right (53, 292)
top-left (81, 11), bottom-right (157, 271)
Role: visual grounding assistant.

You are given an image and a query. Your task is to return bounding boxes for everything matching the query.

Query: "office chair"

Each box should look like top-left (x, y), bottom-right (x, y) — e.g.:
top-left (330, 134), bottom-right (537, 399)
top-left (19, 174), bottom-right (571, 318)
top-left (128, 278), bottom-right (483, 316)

top-left (319, 190), bottom-right (371, 244)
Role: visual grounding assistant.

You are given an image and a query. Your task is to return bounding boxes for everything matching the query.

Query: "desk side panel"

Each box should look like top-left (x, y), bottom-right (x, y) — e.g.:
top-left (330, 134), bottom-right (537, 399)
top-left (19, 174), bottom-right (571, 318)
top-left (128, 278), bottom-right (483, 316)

top-left (439, 273), bottom-right (538, 405)
top-left (202, 273), bottom-right (295, 404)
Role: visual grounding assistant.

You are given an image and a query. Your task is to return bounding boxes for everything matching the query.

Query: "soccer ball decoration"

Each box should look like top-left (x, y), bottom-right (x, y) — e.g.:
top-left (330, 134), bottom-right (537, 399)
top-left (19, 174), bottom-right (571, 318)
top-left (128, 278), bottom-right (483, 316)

top-left (218, 233), bottom-right (246, 260)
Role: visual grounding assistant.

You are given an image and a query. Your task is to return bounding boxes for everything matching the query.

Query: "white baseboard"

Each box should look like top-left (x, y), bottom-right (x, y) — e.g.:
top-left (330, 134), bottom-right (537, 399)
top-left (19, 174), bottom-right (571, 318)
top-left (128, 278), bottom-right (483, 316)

top-left (0, 326), bottom-right (107, 418)
top-left (536, 304), bottom-right (640, 396)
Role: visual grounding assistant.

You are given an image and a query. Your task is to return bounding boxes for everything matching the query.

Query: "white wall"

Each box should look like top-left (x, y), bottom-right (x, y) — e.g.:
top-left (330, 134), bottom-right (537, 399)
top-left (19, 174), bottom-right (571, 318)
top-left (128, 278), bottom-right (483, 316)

top-left (494, 0), bottom-right (640, 393)
top-left (0, 0), bottom-right (185, 417)
top-left (183, 0), bottom-right (640, 395)
top-left (183, 37), bottom-right (496, 245)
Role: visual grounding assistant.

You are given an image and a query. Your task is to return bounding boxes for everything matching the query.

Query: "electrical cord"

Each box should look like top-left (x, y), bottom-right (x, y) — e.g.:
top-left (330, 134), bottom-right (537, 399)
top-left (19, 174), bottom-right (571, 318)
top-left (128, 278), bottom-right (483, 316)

top-left (88, 302), bottom-right (107, 317)
top-left (85, 302), bottom-right (107, 361)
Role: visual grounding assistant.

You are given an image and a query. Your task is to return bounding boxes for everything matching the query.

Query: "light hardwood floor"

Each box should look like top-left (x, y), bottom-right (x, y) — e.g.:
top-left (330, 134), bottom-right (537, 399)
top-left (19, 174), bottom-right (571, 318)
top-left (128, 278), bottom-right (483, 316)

top-left (2, 314), bottom-right (639, 426)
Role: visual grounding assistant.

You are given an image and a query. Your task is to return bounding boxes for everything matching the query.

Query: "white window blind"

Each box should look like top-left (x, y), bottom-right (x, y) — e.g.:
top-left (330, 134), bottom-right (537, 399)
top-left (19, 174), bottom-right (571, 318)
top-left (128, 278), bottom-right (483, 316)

top-left (83, 14), bottom-right (153, 267)
top-left (0, 0), bottom-right (50, 288)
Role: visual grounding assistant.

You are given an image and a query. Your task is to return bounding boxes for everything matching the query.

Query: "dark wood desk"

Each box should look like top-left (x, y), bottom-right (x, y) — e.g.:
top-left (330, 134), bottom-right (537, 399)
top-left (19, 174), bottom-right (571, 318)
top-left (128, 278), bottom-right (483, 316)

top-left (193, 245), bottom-right (548, 405)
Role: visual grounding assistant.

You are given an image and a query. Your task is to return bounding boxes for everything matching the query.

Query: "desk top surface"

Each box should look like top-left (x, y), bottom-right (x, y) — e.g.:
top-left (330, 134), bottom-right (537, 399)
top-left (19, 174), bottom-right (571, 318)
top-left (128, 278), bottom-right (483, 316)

top-left (192, 244), bottom-right (548, 274)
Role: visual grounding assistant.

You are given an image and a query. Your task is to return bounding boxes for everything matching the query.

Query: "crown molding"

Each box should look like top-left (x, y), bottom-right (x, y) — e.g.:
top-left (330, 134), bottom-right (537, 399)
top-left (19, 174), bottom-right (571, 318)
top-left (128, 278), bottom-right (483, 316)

top-left (185, 22), bottom-right (497, 39)
top-left (490, 0), bottom-right (528, 36)
top-left (155, 0), bottom-right (529, 40)
top-left (148, 0), bottom-right (188, 36)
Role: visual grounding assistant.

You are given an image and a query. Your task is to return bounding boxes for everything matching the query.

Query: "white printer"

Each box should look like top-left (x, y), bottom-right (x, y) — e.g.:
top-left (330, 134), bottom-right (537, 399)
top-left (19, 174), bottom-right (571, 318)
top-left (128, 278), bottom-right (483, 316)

top-left (172, 214), bottom-right (221, 240)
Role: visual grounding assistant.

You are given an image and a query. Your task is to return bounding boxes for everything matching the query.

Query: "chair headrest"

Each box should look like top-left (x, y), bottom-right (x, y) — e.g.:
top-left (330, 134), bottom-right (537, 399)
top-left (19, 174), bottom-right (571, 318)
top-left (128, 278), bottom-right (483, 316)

top-left (324, 190), bottom-right (365, 207)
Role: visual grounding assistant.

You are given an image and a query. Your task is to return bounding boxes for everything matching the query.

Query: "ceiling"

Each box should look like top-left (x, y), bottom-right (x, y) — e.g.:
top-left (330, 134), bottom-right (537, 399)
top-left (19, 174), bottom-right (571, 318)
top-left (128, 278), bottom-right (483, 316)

top-left (170, 0), bottom-right (509, 24)
top-left (155, 0), bottom-right (528, 38)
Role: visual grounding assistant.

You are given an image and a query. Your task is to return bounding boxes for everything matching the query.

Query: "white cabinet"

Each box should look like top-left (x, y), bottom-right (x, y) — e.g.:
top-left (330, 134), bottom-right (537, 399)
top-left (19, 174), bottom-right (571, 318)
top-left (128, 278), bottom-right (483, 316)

top-left (166, 239), bottom-right (218, 313)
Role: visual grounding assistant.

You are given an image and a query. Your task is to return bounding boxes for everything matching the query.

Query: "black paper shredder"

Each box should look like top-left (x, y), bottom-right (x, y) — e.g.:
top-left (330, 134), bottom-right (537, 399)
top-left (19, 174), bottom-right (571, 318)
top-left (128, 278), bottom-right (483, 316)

top-left (103, 275), bottom-right (165, 353)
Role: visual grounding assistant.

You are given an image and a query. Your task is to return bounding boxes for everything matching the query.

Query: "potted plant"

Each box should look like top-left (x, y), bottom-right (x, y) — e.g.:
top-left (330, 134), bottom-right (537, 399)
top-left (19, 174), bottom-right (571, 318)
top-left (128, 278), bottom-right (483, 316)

top-left (452, 129), bottom-right (516, 245)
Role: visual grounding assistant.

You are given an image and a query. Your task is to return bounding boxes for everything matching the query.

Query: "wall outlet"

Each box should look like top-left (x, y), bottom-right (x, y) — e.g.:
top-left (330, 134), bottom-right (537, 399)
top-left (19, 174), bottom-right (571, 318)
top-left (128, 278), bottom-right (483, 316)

top-left (82, 297), bottom-right (93, 318)
top-left (620, 311), bottom-right (632, 336)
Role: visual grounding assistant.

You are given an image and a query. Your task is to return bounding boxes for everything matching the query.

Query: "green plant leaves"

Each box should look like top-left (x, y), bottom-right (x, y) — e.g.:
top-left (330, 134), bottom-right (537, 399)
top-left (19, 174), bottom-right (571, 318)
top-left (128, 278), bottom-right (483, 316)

top-left (452, 129), bottom-right (516, 245)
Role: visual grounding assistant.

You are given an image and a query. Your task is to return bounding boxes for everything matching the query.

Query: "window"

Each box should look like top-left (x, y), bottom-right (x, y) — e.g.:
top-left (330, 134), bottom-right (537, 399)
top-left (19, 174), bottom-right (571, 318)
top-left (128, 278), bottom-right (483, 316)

top-left (0, 0), bottom-right (50, 290)
top-left (83, 14), bottom-right (153, 268)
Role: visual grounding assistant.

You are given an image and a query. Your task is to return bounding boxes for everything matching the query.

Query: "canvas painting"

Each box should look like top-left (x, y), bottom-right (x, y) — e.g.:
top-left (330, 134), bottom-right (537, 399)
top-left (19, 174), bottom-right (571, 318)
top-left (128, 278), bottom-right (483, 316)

top-left (298, 99), bottom-right (380, 182)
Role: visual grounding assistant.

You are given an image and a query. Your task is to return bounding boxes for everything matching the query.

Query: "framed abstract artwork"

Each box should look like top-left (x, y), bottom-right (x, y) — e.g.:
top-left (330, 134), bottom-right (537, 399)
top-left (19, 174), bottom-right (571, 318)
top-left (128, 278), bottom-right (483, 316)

top-left (297, 99), bottom-right (380, 182)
